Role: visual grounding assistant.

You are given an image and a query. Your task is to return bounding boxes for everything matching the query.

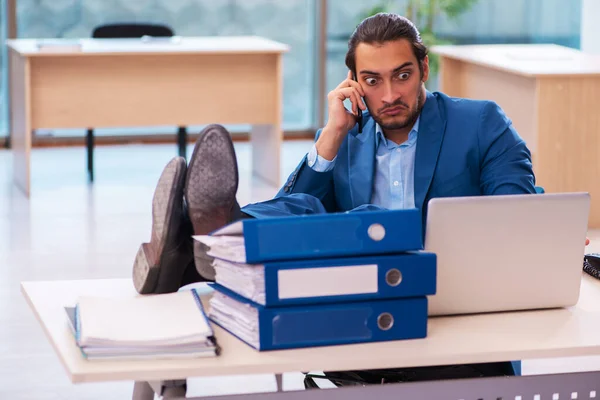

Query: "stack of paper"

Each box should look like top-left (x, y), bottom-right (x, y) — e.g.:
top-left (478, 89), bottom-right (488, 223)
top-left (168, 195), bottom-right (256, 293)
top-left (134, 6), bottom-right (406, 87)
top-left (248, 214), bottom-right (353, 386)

top-left (196, 234), bottom-right (246, 264)
top-left (66, 290), bottom-right (219, 360)
top-left (212, 258), bottom-right (265, 304)
top-left (208, 291), bottom-right (260, 349)
top-left (36, 39), bottom-right (83, 52)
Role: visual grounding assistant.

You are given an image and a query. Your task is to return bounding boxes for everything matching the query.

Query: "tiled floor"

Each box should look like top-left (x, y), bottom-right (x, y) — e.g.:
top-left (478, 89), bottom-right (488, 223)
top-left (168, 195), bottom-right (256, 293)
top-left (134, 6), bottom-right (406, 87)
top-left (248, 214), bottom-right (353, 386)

top-left (1, 141), bottom-right (599, 399)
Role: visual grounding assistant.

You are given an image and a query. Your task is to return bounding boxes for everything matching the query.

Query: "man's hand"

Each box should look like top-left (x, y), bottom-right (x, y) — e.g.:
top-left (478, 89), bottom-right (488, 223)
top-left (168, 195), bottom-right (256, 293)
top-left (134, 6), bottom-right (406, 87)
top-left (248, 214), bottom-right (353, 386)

top-left (316, 71), bottom-right (367, 161)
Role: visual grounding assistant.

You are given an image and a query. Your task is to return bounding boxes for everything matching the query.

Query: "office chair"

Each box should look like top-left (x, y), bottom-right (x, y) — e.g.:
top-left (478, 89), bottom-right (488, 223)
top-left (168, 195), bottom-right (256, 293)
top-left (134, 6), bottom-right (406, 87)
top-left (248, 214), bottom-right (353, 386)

top-left (92, 23), bottom-right (174, 39)
top-left (86, 23), bottom-right (188, 182)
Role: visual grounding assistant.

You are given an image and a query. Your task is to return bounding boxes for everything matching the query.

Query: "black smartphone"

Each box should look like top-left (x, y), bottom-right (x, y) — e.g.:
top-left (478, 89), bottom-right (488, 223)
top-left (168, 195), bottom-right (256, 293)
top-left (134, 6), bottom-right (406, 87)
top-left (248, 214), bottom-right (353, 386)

top-left (352, 72), bottom-right (363, 133)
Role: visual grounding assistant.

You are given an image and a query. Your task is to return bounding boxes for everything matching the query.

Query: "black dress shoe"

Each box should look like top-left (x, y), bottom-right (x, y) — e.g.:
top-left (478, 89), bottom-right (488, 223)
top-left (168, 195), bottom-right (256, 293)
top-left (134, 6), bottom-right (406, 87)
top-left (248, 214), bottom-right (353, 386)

top-left (132, 156), bottom-right (193, 294)
top-left (184, 124), bottom-right (239, 280)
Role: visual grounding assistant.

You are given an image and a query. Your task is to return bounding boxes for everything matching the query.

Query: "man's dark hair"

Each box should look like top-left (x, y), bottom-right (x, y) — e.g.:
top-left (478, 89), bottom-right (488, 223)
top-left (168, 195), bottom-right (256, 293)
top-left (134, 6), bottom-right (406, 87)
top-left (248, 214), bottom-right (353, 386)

top-left (345, 13), bottom-right (428, 78)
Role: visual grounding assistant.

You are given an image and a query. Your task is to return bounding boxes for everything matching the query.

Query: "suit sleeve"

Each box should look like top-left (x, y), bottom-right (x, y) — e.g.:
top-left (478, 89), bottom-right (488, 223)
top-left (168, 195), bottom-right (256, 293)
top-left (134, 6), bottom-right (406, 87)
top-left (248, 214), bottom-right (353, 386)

top-left (478, 102), bottom-right (537, 195)
top-left (273, 128), bottom-right (337, 211)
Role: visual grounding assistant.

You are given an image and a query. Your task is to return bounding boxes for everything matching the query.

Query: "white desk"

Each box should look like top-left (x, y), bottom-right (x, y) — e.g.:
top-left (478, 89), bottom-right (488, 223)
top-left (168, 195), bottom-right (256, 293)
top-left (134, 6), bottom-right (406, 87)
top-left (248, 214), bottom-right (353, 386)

top-left (20, 275), bottom-right (600, 389)
top-left (6, 36), bottom-right (289, 195)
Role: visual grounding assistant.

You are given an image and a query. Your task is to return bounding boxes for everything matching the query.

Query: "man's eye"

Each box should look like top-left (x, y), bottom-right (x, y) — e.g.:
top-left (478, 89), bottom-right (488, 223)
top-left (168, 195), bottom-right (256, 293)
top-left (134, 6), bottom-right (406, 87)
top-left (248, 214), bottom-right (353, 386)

top-left (365, 77), bottom-right (378, 85)
top-left (398, 72), bottom-right (410, 80)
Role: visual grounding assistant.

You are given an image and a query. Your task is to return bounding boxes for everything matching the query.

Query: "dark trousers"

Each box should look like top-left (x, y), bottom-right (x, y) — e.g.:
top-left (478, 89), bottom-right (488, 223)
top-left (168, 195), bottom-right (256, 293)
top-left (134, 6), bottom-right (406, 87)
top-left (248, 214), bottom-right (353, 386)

top-left (305, 362), bottom-right (515, 388)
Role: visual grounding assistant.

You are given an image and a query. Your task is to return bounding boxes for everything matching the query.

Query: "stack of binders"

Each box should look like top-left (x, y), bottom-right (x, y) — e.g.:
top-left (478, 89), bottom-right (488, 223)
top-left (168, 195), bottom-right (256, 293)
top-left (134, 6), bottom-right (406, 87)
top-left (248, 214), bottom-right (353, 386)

top-left (193, 209), bottom-right (436, 351)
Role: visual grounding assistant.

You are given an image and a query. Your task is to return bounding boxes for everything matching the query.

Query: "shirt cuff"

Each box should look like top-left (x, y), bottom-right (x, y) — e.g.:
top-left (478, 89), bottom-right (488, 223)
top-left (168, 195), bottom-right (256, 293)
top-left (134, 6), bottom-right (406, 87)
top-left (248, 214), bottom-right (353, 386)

top-left (307, 144), bottom-right (336, 172)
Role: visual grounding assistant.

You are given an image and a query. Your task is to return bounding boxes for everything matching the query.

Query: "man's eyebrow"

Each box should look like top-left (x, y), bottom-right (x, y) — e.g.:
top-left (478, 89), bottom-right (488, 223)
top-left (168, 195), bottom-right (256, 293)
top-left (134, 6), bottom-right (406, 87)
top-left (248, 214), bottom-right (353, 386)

top-left (359, 62), bottom-right (414, 76)
top-left (392, 62), bottom-right (414, 73)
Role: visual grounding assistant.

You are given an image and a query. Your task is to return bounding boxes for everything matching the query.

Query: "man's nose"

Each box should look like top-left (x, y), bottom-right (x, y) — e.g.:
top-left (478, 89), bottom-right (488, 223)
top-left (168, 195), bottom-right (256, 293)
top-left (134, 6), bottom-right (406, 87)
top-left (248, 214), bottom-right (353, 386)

top-left (381, 81), bottom-right (396, 104)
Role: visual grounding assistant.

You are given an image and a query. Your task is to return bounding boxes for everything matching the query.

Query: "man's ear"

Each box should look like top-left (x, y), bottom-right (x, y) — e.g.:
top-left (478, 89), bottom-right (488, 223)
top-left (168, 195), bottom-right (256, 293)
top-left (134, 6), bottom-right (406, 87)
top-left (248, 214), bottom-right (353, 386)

top-left (421, 55), bottom-right (430, 82)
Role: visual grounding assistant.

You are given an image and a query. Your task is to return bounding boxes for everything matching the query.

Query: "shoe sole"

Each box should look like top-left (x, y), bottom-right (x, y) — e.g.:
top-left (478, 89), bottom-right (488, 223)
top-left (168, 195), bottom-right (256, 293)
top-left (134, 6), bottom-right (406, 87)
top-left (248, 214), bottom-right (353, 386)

top-left (184, 124), bottom-right (239, 236)
top-left (133, 157), bottom-right (187, 294)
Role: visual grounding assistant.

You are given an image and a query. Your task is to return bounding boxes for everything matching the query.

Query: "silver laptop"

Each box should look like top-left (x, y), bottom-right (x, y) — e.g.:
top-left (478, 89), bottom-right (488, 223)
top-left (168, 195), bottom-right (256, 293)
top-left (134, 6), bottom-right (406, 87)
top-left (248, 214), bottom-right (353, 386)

top-left (424, 192), bottom-right (590, 316)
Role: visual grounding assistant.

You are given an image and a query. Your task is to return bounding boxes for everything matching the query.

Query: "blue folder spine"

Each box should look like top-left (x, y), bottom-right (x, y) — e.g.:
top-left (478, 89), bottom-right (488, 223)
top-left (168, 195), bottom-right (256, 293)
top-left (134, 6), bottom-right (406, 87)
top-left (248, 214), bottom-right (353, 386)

top-left (241, 209), bottom-right (423, 263)
top-left (262, 252), bottom-right (437, 307)
top-left (211, 284), bottom-right (428, 351)
top-left (260, 297), bottom-right (427, 350)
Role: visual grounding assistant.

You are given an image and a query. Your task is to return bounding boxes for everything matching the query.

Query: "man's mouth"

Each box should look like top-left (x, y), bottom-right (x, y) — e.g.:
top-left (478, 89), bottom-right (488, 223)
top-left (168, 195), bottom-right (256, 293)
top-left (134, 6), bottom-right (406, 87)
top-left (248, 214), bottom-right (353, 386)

top-left (382, 106), bottom-right (405, 116)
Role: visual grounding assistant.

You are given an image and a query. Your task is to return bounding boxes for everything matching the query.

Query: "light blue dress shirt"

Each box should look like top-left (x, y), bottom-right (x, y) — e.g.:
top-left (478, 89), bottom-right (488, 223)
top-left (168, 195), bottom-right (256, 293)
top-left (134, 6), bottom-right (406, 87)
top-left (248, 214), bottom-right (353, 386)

top-left (306, 117), bottom-right (420, 210)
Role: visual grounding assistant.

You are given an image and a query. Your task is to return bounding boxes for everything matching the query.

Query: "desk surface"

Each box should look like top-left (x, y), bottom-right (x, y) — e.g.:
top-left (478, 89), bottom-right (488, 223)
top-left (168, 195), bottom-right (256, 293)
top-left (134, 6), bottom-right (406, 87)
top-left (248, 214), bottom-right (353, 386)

top-left (430, 43), bottom-right (600, 77)
top-left (6, 36), bottom-right (289, 57)
top-left (21, 275), bottom-right (600, 384)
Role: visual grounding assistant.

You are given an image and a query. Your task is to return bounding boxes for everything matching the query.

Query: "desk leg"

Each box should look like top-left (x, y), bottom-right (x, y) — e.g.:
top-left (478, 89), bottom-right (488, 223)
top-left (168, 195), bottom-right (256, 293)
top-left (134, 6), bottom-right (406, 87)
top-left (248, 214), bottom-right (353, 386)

top-left (9, 50), bottom-right (32, 196)
top-left (250, 124), bottom-right (282, 187)
top-left (86, 129), bottom-right (94, 182)
top-left (133, 380), bottom-right (187, 400)
top-left (177, 126), bottom-right (187, 160)
top-left (132, 381), bottom-right (155, 400)
top-left (275, 373), bottom-right (283, 392)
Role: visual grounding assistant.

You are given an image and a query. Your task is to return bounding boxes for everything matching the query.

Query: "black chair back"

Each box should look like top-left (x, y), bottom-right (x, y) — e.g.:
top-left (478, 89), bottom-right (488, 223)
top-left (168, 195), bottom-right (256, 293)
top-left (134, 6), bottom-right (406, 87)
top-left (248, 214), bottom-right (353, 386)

top-left (92, 23), bottom-right (174, 38)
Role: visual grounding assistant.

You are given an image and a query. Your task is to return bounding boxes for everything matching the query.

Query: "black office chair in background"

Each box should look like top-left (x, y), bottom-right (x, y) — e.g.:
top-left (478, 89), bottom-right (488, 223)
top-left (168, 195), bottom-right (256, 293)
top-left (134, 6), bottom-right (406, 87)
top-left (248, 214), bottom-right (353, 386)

top-left (86, 23), bottom-right (188, 182)
top-left (92, 23), bottom-right (174, 39)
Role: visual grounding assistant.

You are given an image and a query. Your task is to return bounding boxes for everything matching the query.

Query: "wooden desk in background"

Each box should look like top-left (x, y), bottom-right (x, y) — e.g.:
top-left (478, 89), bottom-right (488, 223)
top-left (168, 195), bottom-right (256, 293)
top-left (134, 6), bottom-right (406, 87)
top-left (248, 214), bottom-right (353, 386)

top-left (6, 36), bottom-right (289, 195)
top-left (431, 44), bottom-right (600, 228)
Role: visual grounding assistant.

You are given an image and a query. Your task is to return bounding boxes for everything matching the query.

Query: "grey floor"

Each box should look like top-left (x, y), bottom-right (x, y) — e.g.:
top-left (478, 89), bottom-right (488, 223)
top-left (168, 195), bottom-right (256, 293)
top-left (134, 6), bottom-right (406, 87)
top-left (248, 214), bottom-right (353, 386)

top-left (1, 140), bottom-right (599, 399)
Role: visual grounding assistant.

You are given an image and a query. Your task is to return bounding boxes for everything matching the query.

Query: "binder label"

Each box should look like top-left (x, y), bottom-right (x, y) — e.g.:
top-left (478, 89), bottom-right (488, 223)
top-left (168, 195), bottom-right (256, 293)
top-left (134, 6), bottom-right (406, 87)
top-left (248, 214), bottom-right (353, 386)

top-left (277, 265), bottom-right (378, 299)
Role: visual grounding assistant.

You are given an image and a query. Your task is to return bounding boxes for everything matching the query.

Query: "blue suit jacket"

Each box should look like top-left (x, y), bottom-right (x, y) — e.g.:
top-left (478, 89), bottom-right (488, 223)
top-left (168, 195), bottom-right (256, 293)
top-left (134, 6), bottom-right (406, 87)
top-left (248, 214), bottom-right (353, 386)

top-left (269, 90), bottom-right (536, 222)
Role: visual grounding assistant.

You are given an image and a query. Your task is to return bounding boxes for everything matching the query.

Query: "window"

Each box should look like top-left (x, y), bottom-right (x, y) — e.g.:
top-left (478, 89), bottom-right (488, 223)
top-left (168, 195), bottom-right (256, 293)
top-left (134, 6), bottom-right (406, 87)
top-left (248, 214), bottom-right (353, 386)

top-left (0, 0), bottom-right (8, 138)
top-left (0, 0), bottom-right (584, 139)
top-left (326, 0), bottom-right (582, 94)
top-left (13, 0), bottom-right (317, 138)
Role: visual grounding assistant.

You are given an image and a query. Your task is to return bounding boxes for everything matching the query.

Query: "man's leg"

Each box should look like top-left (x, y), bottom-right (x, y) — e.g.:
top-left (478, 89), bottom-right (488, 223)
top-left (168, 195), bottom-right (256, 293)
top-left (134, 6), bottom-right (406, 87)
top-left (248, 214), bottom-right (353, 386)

top-left (241, 194), bottom-right (387, 219)
top-left (132, 156), bottom-right (195, 295)
top-left (183, 124), bottom-right (340, 279)
top-left (317, 362), bottom-right (515, 387)
top-left (132, 124), bottom-right (340, 289)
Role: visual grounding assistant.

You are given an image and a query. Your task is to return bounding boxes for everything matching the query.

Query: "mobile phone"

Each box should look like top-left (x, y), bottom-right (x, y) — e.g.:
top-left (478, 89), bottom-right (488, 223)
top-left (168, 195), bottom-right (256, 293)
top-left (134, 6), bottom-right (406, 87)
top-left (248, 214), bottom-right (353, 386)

top-left (352, 72), bottom-right (363, 133)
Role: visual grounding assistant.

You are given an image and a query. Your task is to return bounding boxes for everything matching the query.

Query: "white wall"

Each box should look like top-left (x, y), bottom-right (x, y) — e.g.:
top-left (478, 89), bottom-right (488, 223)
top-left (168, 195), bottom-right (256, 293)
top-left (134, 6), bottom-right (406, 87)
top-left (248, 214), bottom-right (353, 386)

top-left (581, 0), bottom-right (600, 54)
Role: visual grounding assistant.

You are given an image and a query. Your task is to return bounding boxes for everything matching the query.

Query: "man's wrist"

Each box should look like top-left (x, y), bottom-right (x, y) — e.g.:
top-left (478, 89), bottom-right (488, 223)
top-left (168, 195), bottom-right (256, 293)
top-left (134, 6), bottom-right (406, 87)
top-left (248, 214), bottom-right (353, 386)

top-left (308, 143), bottom-right (336, 172)
top-left (315, 127), bottom-right (344, 161)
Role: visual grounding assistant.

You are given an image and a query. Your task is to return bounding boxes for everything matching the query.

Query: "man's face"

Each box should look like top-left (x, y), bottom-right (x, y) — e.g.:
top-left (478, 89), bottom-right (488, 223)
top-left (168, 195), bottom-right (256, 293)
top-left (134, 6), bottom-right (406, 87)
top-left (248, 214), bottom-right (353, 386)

top-left (355, 39), bottom-right (429, 132)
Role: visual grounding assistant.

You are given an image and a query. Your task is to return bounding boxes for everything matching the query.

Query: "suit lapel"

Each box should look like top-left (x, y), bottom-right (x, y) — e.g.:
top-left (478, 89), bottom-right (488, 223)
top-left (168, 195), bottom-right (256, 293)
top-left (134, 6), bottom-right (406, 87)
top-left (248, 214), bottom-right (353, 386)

top-left (348, 117), bottom-right (376, 208)
top-left (414, 91), bottom-right (446, 210)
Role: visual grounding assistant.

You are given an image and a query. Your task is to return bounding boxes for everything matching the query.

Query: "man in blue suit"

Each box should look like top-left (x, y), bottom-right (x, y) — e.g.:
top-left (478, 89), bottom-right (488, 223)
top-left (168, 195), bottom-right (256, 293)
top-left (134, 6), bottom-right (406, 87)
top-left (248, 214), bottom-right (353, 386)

top-left (240, 14), bottom-right (536, 224)
top-left (131, 13), bottom-right (537, 395)
top-left (134, 12), bottom-right (537, 291)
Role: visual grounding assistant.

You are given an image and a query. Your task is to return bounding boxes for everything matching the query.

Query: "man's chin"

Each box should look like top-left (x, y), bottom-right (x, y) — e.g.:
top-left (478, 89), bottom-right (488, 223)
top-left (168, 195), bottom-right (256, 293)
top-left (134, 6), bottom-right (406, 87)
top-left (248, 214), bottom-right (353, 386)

top-left (378, 115), bottom-right (412, 131)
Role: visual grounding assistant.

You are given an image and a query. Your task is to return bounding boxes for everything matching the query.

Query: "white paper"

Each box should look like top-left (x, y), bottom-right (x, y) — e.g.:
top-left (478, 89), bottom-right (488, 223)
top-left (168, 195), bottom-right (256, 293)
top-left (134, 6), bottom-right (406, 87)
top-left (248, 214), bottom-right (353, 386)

top-left (209, 292), bottom-right (259, 349)
top-left (193, 235), bottom-right (247, 263)
top-left (212, 221), bottom-right (244, 236)
top-left (76, 291), bottom-right (212, 347)
top-left (213, 258), bottom-right (266, 305)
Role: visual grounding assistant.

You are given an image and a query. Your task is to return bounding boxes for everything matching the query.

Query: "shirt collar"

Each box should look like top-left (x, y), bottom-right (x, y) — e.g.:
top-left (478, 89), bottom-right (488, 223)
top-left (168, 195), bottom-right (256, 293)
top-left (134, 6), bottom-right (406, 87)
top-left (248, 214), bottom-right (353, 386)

top-left (375, 116), bottom-right (420, 149)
